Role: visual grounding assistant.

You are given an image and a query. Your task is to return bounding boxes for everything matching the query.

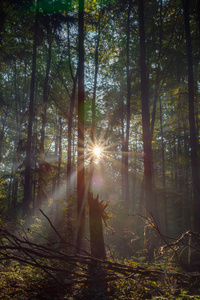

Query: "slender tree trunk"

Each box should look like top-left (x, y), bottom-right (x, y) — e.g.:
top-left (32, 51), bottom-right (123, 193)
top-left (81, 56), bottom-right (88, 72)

top-left (176, 127), bottom-right (183, 234)
top-left (197, 0), bottom-right (200, 38)
top-left (124, 0), bottom-right (131, 211)
top-left (12, 62), bottom-right (21, 211)
top-left (91, 11), bottom-right (100, 145)
top-left (23, 0), bottom-right (39, 216)
top-left (67, 75), bottom-right (77, 195)
top-left (55, 117), bottom-right (62, 222)
top-left (0, 105), bottom-right (8, 164)
top-left (52, 117), bottom-right (58, 195)
top-left (77, 0), bottom-right (85, 250)
top-left (66, 52), bottom-right (78, 242)
top-left (183, 0), bottom-right (200, 232)
top-left (0, 117), bottom-right (5, 163)
top-left (138, 0), bottom-right (155, 218)
top-left (65, 18), bottom-right (78, 242)
top-left (173, 141), bottom-right (178, 190)
top-left (66, 17), bottom-right (78, 196)
top-left (148, 0), bottom-right (163, 226)
top-left (183, 121), bottom-right (191, 230)
top-left (159, 96), bottom-right (168, 233)
top-left (120, 82), bottom-right (125, 201)
top-left (32, 85), bottom-right (38, 214)
top-left (132, 128), bottom-right (138, 213)
top-left (40, 41), bottom-right (52, 154)
top-left (0, 130), bottom-right (3, 163)
top-left (88, 8), bottom-right (101, 196)
top-left (151, 0), bottom-right (163, 139)
top-left (36, 32), bottom-right (52, 211)
top-left (57, 118), bottom-right (62, 190)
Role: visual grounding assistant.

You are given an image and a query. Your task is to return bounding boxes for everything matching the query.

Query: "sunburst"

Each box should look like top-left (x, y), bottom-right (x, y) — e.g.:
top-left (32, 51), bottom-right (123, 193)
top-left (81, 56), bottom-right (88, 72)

top-left (93, 146), bottom-right (102, 157)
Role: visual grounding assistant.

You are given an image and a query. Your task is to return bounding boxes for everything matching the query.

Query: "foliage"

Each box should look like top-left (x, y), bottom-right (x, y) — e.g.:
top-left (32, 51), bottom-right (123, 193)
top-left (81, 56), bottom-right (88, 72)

top-left (0, 217), bottom-right (200, 299)
top-left (0, 0), bottom-right (199, 236)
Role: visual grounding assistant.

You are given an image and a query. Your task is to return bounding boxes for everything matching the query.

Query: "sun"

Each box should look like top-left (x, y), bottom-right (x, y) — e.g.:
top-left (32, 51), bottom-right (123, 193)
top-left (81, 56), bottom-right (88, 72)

top-left (93, 146), bottom-right (101, 157)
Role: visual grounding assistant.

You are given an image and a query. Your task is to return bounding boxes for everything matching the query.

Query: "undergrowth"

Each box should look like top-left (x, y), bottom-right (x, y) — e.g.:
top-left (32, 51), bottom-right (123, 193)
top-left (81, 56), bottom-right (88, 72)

top-left (1, 257), bottom-right (200, 299)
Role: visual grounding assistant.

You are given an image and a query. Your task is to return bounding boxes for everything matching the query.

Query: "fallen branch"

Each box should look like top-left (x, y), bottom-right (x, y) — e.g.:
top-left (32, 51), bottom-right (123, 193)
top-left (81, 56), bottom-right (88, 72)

top-left (0, 218), bottom-right (200, 296)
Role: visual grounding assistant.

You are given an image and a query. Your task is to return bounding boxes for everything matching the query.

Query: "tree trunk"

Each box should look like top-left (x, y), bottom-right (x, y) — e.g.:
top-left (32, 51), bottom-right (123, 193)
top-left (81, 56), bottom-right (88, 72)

top-left (182, 0), bottom-right (200, 232)
top-left (197, 0), bottom-right (200, 39)
top-left (77, 0), bottom-right (85, 251)
top-left (55, 117), bottom-right (62, 222)
top-left (67, 75), bottom-right (77, 195)
top-left (0, 116), bottom-right (6, 164)
top-left (120, 82), bottom-right (125, 202)
top-left (124, 0), bottom-right (131, 211)
top-left (91, 10), bottom-right (100, 145)
top-left (12, 63), bottom-right (21, 211)
top-left (150, 0), bottom-right (163, 139)
top-left (88, 8), bottom-right (101, 198)
top-left (138, 0), bottom-right (155, 219)
top-left (66, 75), bottom-right (77, 242)
top-left (23, 0), bottom-right (39, 217)
top-left (36, 29), bottom-right (52, 212)
top-left (88, 192), bottom-right (106, 259)
top-left (88, 192), bottom-right (107, 298)
top-left (159, 96), bottom-right (168, 234)
top-left (66, 16), bottom-right (78, 197)
top-left (52, 117), bottom-right (58, 196)
top-left (182, 121), bottom-right (191, 231)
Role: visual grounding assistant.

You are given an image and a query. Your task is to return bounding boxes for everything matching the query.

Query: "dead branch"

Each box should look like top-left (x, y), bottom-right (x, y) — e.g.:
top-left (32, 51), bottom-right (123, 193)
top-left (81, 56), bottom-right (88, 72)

top-left (0, 219), bottom-right (200, 293)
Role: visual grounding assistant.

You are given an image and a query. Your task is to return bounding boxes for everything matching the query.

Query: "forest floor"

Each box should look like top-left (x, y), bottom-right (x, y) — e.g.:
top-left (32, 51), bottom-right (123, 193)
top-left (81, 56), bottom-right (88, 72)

top-left (1, 218), bottom-right (200, 299)
top-left (0, 259), bottom-right (200, 299)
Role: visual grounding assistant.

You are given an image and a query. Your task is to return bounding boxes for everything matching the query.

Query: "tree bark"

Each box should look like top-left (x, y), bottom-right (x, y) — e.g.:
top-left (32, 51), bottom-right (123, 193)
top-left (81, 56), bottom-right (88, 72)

top-left (197, 0), bottom-right (200, 39)
top-left (88, 192), bottom-right (106, 259)
top-left (36, 28), bottom-right (52, 212)
top-left (124, 0), bottom-right (131, 211)
top-left (159, 96), bottom-right (168, 234)
top-left (88, 8), bottom-right (101, 197)
top-left (91, 10), bottom-right (100, 145)
top-left (66, 75), bottom-right (77, 194)
top-left (66, 16), bottom-right (78, 196)
top-left (52, 117), bottom-right (58, 196)
top-left (88, 192), bottom-right (107, 298)
top-left (138, 0), bottom-right (154, 218)
top-left (150, 0), bottom-right (163, 139)
top-left (55, 117), bottom-right (62, 222)
top-left (77, 0), bottom-right (85, 250)
top-left (182, 0), bottom-right (200, 232)
top-left (23, 0), bottom-right (39, 216)
top-left (120, 82), bottom-right (125, 202)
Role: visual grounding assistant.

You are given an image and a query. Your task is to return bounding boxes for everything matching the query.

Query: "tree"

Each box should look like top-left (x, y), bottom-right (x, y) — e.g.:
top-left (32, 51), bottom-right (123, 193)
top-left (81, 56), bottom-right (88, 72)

top-left (124, 0), bottom-right (131, 211)
top-left (1, 0), bottom-right (200, 262)
top-left (77, 0), bottom-right (85, 250)
top-left (23, 0), bottom-right (39, 217)
top-left (36, 16), bottom-right (53, 212)
top-left (138, 0), bottom-right (155, 221)
top-left (182, 0), bottom-right (200, 232)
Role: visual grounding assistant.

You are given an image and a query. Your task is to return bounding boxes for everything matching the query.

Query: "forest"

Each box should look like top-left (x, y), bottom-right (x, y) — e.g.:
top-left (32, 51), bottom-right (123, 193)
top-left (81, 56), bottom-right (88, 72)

top-left (0, 0), bottom-right (200, 298)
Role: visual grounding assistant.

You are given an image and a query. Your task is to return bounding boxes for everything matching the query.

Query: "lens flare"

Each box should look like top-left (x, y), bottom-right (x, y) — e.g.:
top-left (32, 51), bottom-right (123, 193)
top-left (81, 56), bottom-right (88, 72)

top-left (93, 146), bottom-right (101, 157)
